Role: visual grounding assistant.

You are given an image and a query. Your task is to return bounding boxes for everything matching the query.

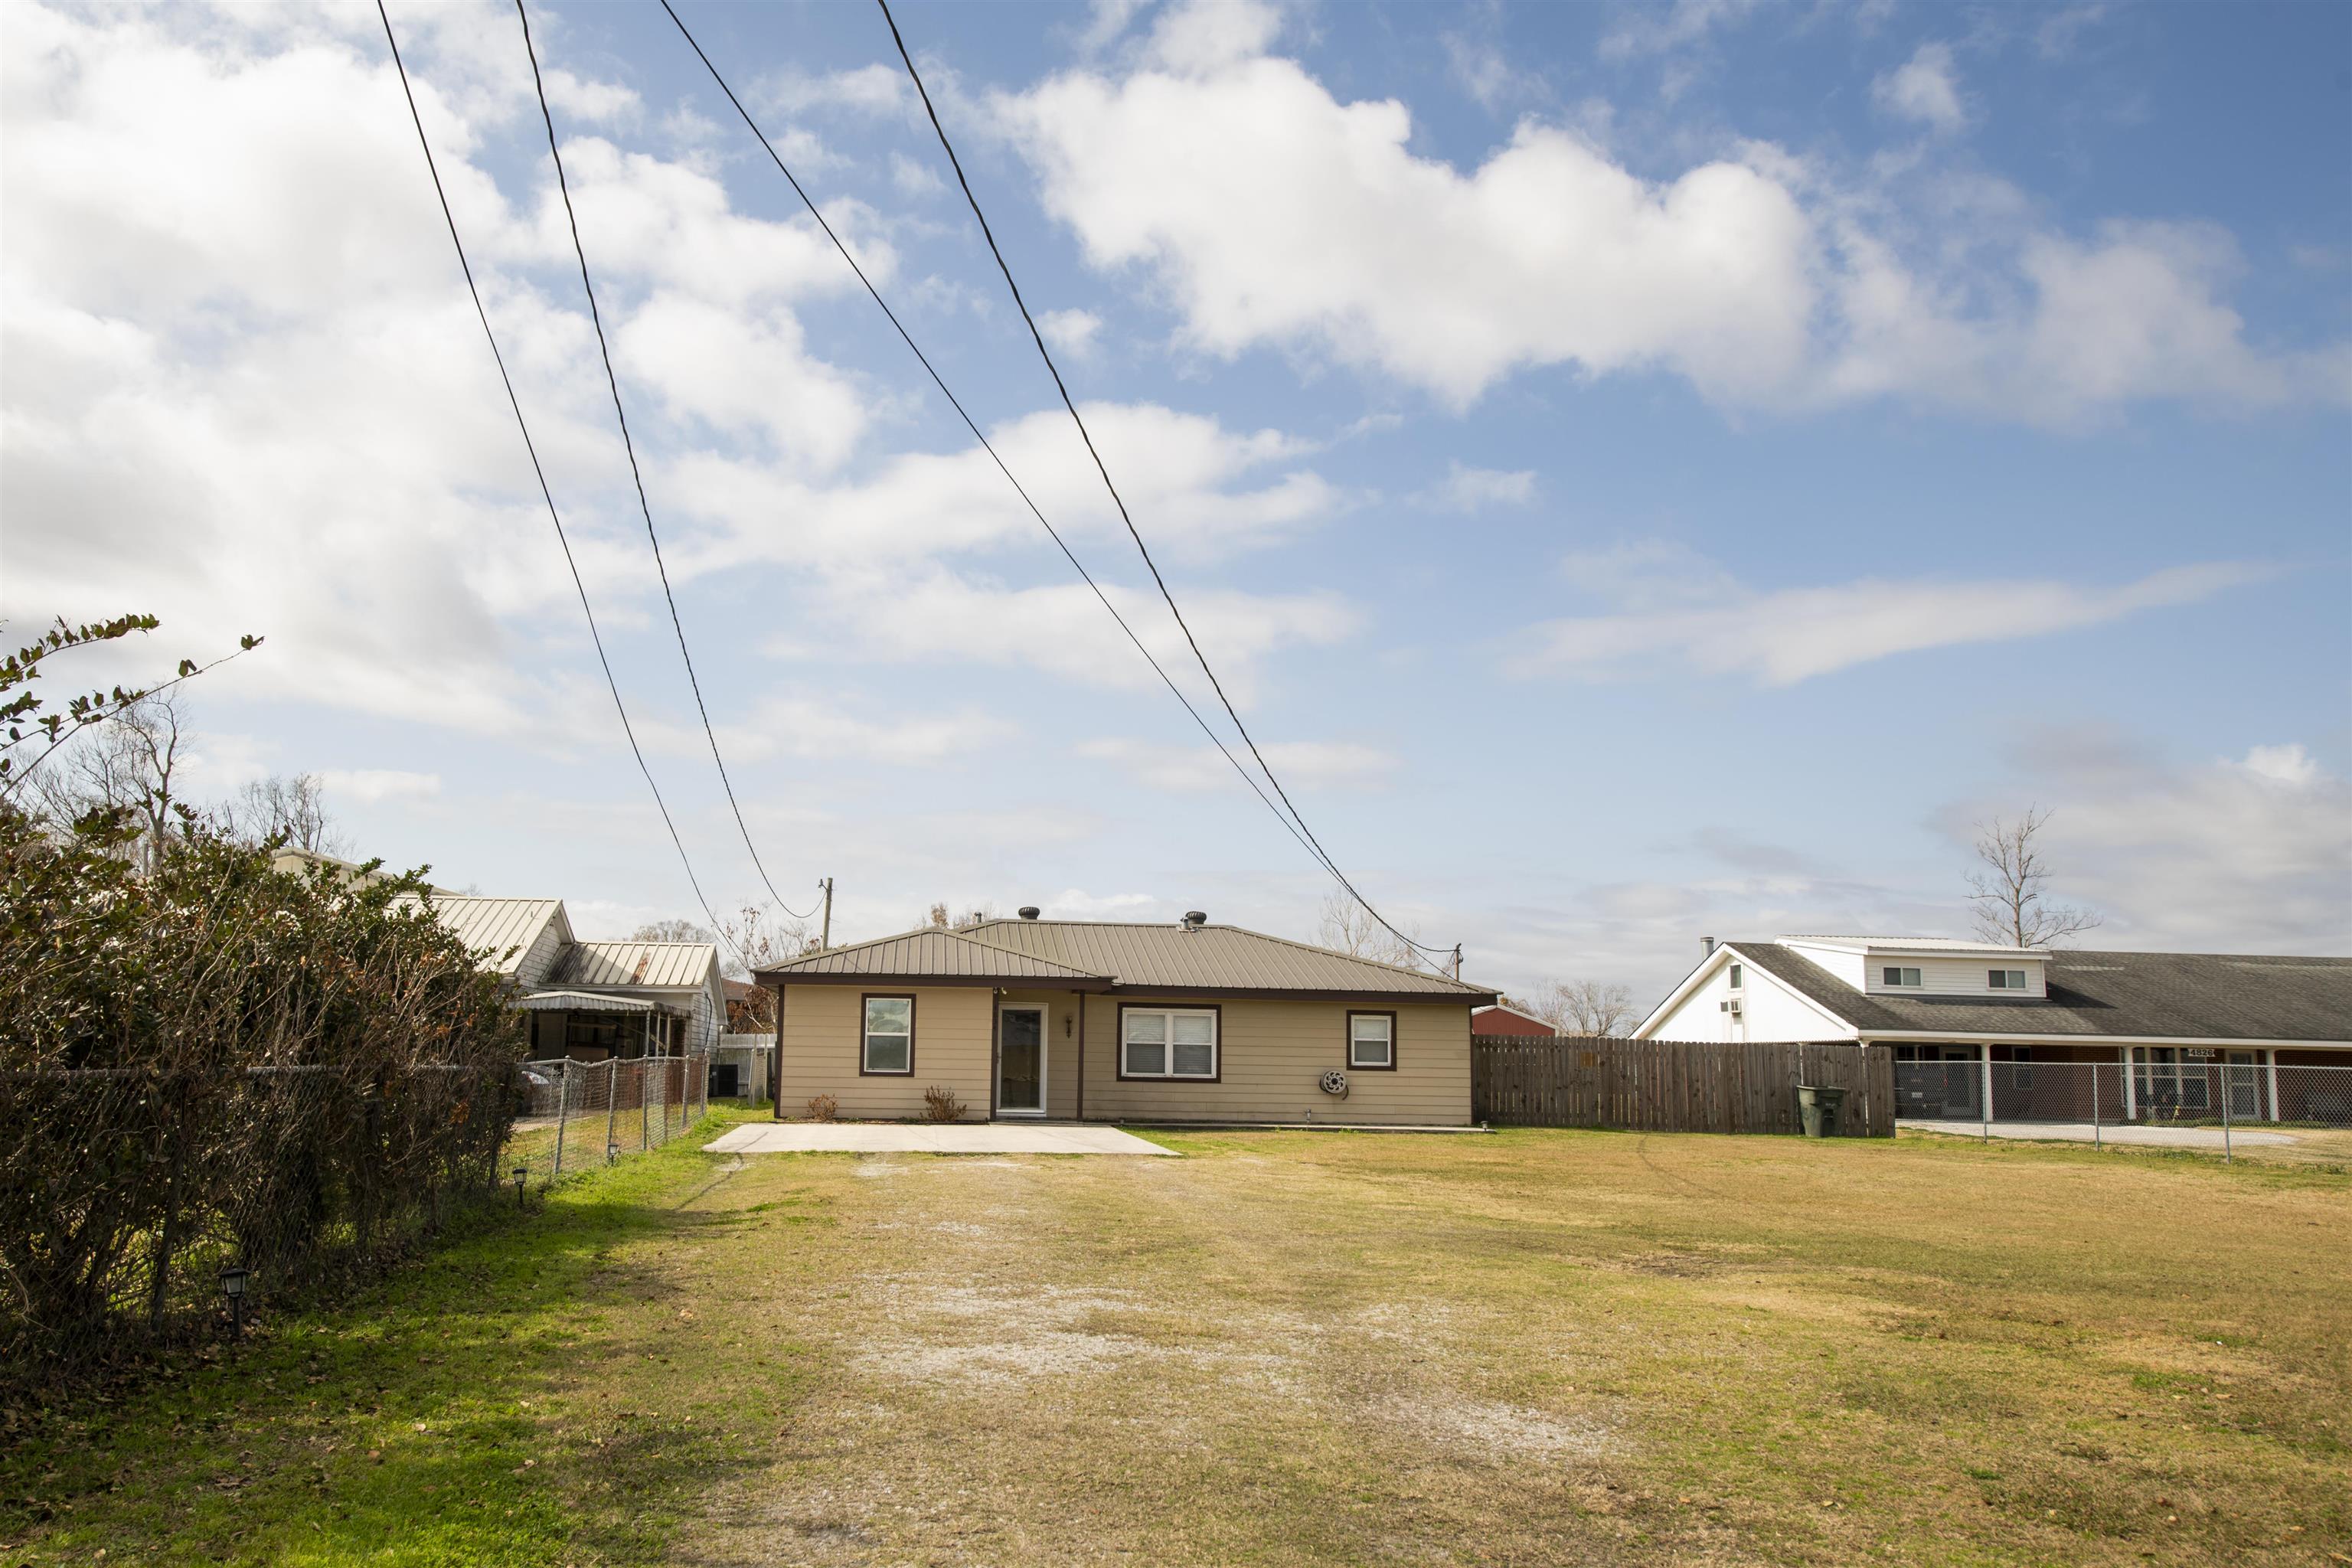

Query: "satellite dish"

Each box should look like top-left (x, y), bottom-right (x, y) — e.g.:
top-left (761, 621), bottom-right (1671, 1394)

top-left (1318, 1070), bottom-right (1350, 1097)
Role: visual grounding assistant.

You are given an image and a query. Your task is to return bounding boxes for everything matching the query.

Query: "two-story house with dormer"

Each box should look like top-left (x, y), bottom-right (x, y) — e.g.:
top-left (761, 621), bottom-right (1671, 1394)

top-left (1633, 936), bottom-right (2350, 1125)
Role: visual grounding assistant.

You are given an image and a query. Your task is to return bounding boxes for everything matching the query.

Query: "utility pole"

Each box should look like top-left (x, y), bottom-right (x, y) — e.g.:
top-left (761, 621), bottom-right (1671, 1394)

top-left (1452, 944), bottom-right (1462, 980)
top-left (818, 877), bottom-right (833, 951)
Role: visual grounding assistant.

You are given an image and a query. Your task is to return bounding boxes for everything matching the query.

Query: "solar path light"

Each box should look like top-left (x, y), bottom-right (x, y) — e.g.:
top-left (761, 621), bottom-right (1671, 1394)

top-left (218, 1264), bottom-right (250, 1340)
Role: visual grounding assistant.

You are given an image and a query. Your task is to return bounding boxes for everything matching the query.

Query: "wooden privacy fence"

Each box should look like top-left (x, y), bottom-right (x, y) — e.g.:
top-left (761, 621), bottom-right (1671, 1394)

top-left (1472, 1037), bottom-right (1896, 1137)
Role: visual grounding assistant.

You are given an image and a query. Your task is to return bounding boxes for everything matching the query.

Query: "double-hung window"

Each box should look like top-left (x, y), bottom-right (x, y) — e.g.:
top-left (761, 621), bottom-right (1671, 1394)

top-left (1881, 966), bottom-right (1922, 988)
top-left (861, 995), bottom-right (913, 1074)
top-left (1988, 969), bottom-right (2028, 990)
top-left (1121, 1007), bottom-right (1217, 1080)
top-left (1728, 962), bottom-right (1743, 989)
top-left (1348, 1011), bottom-right (1396, 1070)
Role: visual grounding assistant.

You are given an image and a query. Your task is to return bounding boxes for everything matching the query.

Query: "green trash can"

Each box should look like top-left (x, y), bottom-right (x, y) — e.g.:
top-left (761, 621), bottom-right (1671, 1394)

top-left (1797, 1084), bottom-right (1847, 1138)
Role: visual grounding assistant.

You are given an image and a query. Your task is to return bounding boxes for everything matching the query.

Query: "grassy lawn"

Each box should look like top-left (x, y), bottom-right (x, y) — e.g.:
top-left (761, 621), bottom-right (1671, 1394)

top-left (5, 1113), bottom-right (2347, 1566)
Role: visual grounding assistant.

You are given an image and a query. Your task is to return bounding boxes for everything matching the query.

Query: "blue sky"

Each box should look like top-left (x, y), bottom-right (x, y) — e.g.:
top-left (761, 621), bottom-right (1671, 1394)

top-left (6, 0), bottom-right (2347, 1001)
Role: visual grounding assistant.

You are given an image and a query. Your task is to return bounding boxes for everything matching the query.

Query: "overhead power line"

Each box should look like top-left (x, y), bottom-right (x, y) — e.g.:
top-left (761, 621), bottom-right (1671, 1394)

top-left (655, 0), bottom-right (1339, 887)
top-left (873, 0), bottom-right (1457, 970)
top-left (511, 0), bottom-right (815, 925)
top-left (374, 0), bottom-right (742, 964)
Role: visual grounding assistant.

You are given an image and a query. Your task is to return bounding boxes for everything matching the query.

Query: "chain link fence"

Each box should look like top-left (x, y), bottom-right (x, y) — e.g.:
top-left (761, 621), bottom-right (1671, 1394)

top-left (503, 1050), bottom-right (714, 1190)
top-left (1, 1060), bottom-right (511, 1394)
top-left (1895, 1057), bottom-right (2352, 1162)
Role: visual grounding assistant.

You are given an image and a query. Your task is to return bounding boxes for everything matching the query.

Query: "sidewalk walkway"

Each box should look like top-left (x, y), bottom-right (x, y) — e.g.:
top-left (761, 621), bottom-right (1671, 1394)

top-left (704, 1122), bottom-right (1177, 1156)
top-left (1901, 1119), bottom-right (2297, 1149)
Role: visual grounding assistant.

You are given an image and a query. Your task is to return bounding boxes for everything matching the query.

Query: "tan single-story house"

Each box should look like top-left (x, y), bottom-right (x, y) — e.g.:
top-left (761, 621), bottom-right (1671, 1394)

top-left (756, 910), bottom-right (1498, 1125)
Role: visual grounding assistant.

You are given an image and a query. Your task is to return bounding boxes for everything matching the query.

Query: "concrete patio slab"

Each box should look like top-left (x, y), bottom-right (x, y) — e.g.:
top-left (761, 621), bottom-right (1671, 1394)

top-left (1901, 1119), bottom-right (2295, 1149)
top-left (704, 1122), bottom-right (1177, 1156)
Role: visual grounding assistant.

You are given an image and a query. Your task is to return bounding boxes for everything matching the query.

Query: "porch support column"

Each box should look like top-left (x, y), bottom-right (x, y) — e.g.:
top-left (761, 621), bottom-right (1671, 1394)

top-left (2265, 1048), bottom-right (2280, 1122)
top-left (1075, 991), bottom-right (1088, 1123)
top-left (1979, 1046), bottom-right (1994, 1129)
top-left (2121, 1045), bottom-right (2136, 1119)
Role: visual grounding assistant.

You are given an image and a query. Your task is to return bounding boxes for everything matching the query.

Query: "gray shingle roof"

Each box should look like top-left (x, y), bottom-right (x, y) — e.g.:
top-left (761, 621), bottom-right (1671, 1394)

top-left (757, 920), bottom-right (1494, 1001)
top-left (1731, 942), bottom-right (2352, 1042)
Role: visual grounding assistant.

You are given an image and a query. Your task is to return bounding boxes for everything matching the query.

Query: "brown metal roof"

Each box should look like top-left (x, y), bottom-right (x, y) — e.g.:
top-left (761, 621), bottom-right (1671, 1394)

top-left (959, 920), bottom-right (1493, 999)
top-left (550, 941), bottom-right (720, 990)
top-left (395, 895), bottom-right (567, 976)
top-left (756, 928), bottom-right (1113, 986)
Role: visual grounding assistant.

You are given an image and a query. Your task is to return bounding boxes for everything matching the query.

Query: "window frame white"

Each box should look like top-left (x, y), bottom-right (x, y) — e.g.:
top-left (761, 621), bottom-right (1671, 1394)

top-left (1117, 1004), bottom-right (1220, 1082)
top-left (1881, 965), bottom-right (1923, 988)
top-left (1346, 1010), bottom-right (1398, 1072)
top-left (860, 993), bottom-right (915, 1076)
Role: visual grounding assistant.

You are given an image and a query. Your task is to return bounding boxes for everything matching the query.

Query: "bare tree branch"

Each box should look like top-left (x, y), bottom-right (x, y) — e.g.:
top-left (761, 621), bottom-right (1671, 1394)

top-left (1526, 978), bottom-right (1638, 1037)
top-left (1965, 805), bottom-right (2102, 948)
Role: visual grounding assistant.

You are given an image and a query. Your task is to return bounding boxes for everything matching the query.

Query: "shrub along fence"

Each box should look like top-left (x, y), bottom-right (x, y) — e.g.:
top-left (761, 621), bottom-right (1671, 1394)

top-left (0, 1060), bottom-right (514, 1390)
top-left (0, 814), bottom-right (528, 1398)
top-left (1472, 1036), bottom-right (1896, 1137)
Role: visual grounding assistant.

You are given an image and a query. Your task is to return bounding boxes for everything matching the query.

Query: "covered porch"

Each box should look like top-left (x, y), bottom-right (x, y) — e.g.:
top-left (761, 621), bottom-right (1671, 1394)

top-left (1889, 1041), bottom-right (2347, 1126)
top-left (518, 988), bottom-right (690, 1063)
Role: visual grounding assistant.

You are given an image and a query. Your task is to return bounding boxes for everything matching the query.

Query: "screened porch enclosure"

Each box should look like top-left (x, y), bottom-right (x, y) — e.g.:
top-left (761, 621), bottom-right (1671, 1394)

top-left (1893, 1043), bottom-right (2347, 1126)
top-left (518, 989), bottom-right (690, 1063)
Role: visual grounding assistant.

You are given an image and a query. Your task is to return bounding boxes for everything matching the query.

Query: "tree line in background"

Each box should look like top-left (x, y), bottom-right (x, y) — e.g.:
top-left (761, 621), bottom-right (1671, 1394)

top-left (1, 615), bottom-right (524, 1396)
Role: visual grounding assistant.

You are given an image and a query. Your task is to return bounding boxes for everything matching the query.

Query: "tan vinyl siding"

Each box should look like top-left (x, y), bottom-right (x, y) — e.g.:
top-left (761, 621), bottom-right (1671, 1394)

top-left (776, 984), bottom-right (995, 1120)
top-left (1079, 995), bottom-right (1471, 1125)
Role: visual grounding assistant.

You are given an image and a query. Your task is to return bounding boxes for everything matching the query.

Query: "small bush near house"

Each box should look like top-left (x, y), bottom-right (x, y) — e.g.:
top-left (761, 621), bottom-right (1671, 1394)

top-left (805, 1093), bottom-right (839, 1122)
top-left (920, 1085), bottom-right (966, 1122)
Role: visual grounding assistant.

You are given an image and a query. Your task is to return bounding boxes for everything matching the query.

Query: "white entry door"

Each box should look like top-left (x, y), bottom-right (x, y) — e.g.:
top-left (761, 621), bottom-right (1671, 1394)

top-left (998, 1007), bottom-right (1046, 1116)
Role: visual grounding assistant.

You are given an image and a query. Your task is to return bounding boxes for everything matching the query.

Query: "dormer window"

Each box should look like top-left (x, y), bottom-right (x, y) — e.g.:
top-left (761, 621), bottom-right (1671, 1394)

top-left (1988, 969), bottom-right (2028, 990)
top-left (1728, 962), bottom-right (1743, 989)
top-left (1881, 966), bottom-right (1922, 988)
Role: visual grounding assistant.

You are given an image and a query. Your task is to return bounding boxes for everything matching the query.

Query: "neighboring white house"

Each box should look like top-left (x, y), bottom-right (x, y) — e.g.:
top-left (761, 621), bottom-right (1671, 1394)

top-left (1633, 936), bottom-right (2352, 1125)
top-left (398, 893), bottom-right (727, 1063)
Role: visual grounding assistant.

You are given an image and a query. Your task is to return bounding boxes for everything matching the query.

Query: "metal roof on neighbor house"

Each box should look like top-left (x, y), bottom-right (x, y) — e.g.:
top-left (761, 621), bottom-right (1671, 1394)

top-left (757, 928), bottom-right (1112, 986)
top-left (548, 942), bottom-right (720, 990)
top-left (961, 920), bottom-right (1495, 1000)
top-left (514, 989), bottom-right (684, 1015)
top-left (1732, 942), bottom-right (2352, 1042)
top-left (395, 895), bottom-right (566, 976)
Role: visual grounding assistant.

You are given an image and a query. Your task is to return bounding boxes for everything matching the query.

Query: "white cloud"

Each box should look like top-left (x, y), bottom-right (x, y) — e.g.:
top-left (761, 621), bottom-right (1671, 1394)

top-left (718, 697), bottom-right (1011, 766)
top-left (668, 401), bottom-right (1341, 573)
top-left (0, 2), bottom-right (887, 743)
top-left (1077, 737), bottom-right (1398, 793)
top-left (1419, 460), bottom-right (1534, 511)
top-left (995, 13), bottom-right (2344, 421)
top-left (1513, 547), bottom-right (2268, 685)
top-left (1001, 54), bottom-right (1815, 408)
top-left (1599, 0), bottom-right (1762, 61)
top-left (1037, 307), bottom-right (1103, 356)
top-left (319, 768), bottom-right (443, 803)
top-left (1873, 43), bottom-right (1966, 133)
top-left (1944, 737), bottom-right (2352, 954)
top-left (763, 63), bottom-right (910, 116)
top-left (889, 150), bottom-right (944, 197)
top-left (787, 570), bottom-right (1361, 704)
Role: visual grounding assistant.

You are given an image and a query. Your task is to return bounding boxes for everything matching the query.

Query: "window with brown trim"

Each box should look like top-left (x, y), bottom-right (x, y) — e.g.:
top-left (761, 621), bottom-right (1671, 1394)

top-left (861, 994), bottom-right (913, 1075)
top-left (1120, 1006), bottom-right (1217, 1080)
top-left (1347, 1011), bottom-right (1396, 1070)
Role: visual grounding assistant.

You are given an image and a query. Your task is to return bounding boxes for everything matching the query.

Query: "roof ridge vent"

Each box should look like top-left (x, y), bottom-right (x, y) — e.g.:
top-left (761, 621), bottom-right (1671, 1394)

top-left (1181, 910), bottom-right (1207, 931)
